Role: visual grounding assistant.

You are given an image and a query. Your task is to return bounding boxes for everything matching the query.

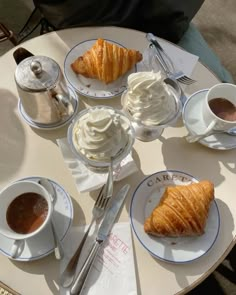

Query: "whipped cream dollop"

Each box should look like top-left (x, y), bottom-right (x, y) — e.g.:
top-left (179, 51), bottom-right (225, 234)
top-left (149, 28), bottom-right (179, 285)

top-left (122, 71), bottom-right (176, 126)
top-left (72, 108), bottom-right (130, 162)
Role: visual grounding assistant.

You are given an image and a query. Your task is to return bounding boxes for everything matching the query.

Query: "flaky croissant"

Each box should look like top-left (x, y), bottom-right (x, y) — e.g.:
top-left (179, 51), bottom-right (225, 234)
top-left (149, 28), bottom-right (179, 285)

top-left (71, 38), bottom-right (143, 84)
top-left (144, 180), bottom-right (214, 237)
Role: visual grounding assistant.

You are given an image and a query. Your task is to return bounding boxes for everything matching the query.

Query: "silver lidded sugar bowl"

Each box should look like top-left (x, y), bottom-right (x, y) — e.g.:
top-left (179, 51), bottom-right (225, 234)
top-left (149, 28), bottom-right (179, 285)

top-left (14, 52), bottom-right (75, 125)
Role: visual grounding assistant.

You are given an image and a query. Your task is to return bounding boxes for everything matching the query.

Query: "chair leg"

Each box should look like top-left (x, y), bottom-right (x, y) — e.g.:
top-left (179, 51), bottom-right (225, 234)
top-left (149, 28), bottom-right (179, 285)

top-left (17, 7), bottom-right (42, 43)
top-left (0, 23), bottom-right (18, 45)
top-left (40, 18), bottom-right (55, 35)
top-left (8, 32), bottom-right (18, 46)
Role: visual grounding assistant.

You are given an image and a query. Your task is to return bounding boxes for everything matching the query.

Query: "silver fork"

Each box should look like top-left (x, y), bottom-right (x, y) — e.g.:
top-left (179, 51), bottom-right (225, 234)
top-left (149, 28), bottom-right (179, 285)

top-left (173, 71), bottom-right (196, 85)
top-left (146, 33), bottom-right (196, 85)
top-left (60, 185), bottom-right (111, 288)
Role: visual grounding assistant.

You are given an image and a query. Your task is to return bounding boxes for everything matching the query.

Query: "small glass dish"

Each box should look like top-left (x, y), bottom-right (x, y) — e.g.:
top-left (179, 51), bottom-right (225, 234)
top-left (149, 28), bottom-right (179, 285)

top-left (67, 105), bottom-right (135, 173)
top-left (121, 78), bottom-right (182, 142)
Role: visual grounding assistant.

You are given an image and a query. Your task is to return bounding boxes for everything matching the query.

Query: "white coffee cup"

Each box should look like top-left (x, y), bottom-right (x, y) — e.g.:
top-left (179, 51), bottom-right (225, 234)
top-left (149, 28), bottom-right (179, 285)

top-left (202, 83), bottom-right (236, 135)
top-left (0, 180), bottom-right (53, 258)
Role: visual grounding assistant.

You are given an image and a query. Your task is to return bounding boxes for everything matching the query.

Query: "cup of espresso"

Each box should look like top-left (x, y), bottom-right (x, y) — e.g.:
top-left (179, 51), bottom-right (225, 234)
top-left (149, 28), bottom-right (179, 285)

top-left (0, 180), bottom-right (53, 258)
top-left (202, 83), bottom-right (236, 135)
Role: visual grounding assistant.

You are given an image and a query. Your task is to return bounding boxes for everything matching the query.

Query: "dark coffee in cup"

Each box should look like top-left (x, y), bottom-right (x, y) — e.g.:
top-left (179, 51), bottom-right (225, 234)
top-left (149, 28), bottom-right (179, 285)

top-left (6, 192), bottom-right (48, 234)
top-left (209, 98), bottom-right (236, 121)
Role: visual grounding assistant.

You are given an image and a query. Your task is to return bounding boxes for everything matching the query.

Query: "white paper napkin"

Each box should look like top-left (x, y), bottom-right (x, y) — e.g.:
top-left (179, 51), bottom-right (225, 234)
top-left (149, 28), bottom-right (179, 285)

top-left (139, 38), bottom-right (199, 78)
top-left (158, 39), bottom-right (199, 77)
top-left (57, 138), bottom-right (138, 193)
top-left (60, 222), bottom-right (137, 295)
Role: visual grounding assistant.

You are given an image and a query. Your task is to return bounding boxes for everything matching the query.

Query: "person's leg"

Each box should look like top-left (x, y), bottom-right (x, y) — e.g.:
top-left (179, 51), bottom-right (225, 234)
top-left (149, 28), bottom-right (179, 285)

top-left (178, 23), bottom-right (234, 83)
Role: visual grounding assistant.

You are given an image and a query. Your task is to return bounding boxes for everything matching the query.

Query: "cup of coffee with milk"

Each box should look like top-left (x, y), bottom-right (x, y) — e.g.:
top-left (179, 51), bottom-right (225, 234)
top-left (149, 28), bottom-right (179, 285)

top-left (202, 83), bottom-right (236, 135)
top-left (0, 180), bottom-right (53, 258)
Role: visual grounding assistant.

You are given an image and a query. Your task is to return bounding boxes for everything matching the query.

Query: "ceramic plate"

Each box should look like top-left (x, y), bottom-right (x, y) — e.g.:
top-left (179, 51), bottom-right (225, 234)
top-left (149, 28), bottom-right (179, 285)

top-left (130, 170), bottom-right (220, 263)
top-left (18, 87), bottom-right (79, 130)
top-left (64, 39), bottom-right (138, 99)
top-left (0, 177), bottom-right (73, 261)
top-left (183, 89), bottom-right (236, 150)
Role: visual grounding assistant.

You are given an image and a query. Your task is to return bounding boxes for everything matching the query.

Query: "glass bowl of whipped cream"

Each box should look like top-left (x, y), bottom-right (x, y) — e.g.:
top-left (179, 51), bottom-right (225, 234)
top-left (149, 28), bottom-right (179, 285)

top-left (67, 105), bottom-right (135, 173)
top-left (121, 71), bottom-right (182, 142)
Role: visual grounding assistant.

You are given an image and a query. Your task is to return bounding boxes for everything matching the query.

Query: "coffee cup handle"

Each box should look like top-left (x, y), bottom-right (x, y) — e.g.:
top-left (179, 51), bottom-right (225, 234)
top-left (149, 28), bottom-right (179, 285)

top-left (11, 239), bottom-right (25, 258)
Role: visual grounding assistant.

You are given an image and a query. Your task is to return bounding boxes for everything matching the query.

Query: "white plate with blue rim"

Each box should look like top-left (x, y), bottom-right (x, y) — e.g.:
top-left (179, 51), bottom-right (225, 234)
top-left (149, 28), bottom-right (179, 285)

top-left (183, 89), bottom-right (236, 150)
top-left (0, 176), bottom-right (73, 261)
top-left (18, 87), bottom-right (79, 130)
top-left (64, 38), bottom-right (139, 99)
top-left (130, 170), bottom-right (220, 263)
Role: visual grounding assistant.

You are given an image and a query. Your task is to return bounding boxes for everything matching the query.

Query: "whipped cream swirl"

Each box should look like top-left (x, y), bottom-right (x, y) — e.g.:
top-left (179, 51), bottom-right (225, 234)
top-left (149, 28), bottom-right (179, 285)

top-left (72, 108), bottom-right (130, 161)
top-left (122, 71), bottom-right (176, 126)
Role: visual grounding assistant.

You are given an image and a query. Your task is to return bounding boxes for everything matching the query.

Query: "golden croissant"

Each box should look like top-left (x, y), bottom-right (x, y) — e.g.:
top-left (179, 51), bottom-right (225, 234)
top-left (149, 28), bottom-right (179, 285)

top-left (144, 180), bottom-right (214, 237)
top-left (71, 38), bottom-right (143, 84)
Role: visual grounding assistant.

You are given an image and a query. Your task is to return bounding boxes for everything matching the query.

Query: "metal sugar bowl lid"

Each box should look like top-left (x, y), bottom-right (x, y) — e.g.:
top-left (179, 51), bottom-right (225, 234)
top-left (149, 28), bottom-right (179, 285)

top-left (14, 55), bottom-right (75, 125)
top-left (15, 56), bottom-right (60, 92)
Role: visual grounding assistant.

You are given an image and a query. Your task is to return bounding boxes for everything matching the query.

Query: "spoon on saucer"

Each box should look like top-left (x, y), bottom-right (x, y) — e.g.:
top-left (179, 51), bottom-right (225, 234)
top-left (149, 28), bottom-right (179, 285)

top-left (186, 128), bottom-right (236, 143)
top-left (38, 178), bottom-right (64, 260)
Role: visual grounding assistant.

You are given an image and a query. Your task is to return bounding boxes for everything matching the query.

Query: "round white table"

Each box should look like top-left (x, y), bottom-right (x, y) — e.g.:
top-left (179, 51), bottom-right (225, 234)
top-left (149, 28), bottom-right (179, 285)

top-left (0, 27), bottom-right (235, 295)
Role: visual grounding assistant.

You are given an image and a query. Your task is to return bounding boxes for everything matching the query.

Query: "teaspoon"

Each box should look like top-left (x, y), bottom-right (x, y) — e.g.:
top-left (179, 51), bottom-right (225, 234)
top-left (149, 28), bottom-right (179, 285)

top-left (186, 128), bottom-right (236, 143)
top-left (38, 178), bottom-right (64, 260)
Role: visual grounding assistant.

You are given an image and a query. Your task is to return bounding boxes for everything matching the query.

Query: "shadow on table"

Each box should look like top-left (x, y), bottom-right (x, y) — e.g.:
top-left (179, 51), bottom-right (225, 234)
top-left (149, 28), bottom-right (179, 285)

top-left (69, 193), bottom-right (86, 227)
top-left (29, 96), bottom-right (87, 144)
top-left (8, 147), bottom-right (142, 294)
top-left (88, 148), bottom-right (144, 295)
top-left (84, 146), bottom-right (143, 216)
top-left (187, 244), bottom-right (236, 294)
top-left (153, 199), bottom-right (234, 293)
top-left (11, 254), bottom-right (60, 294)
top-left (59, 226), bottom-right (106, 295)
top-left (9, 199), bottom-right (85, 295)
top-left (118, 147), bottom-right (144, 215)
top-left (0, 89), bottom-right (26, 182)
top-left (30, 91), bottom-right (123, 145)
top-left (130, 232), bottom-right (142, 295)
top-left (159, 135), bottom-right (236, 187)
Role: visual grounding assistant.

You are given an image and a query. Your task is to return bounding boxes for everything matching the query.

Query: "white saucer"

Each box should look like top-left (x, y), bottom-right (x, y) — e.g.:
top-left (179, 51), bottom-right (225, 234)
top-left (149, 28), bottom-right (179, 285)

top-left (18, 87), bottom-right (79, 130)
top-left (183, 89), bottom-right (236, 150)
top-left (0, 177), bottom-right (73, 261)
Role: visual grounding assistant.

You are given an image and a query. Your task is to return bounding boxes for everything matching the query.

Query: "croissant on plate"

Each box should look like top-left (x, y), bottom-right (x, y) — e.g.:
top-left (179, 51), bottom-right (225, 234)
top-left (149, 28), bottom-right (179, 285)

top-left (144, 180), bottom-right (214, 237)
top-left (71, 38), bottom-right (143, 84)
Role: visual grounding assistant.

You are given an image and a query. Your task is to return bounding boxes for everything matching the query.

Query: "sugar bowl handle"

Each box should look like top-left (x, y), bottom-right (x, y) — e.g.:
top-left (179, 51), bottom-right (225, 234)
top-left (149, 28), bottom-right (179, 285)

top-left (13, 47), bottom-right (34, 65)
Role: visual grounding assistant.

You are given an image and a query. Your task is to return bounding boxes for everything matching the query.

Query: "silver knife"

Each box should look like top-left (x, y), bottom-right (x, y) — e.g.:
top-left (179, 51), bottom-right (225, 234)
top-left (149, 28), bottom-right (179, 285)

top-left (146, 32), bottom-right (173, 75)
top-left (70, 184), bottom-right (130, 295)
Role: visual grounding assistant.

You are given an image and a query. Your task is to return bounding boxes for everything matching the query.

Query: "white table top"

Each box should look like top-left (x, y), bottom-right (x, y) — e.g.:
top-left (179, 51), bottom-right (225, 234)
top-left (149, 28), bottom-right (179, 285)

top-left (0, 26), bottom-right (235, 295)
